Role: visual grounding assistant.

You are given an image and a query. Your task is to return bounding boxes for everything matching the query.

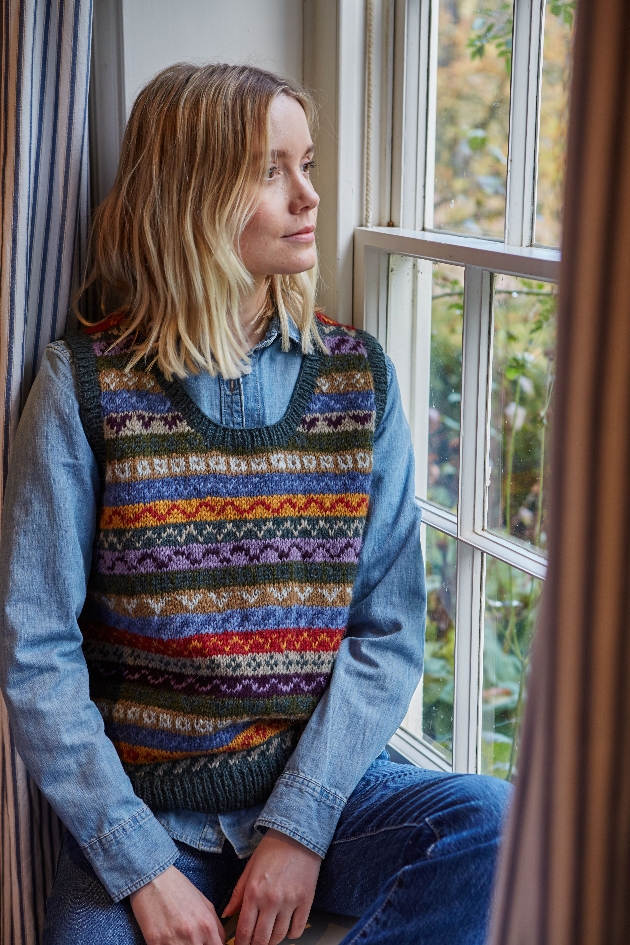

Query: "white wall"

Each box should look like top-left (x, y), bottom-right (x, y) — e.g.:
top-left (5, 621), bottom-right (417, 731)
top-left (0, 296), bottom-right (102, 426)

top-left (121, 0), bottom-right (304, 115)
top-left (304, 0), bottom-right (365, 323)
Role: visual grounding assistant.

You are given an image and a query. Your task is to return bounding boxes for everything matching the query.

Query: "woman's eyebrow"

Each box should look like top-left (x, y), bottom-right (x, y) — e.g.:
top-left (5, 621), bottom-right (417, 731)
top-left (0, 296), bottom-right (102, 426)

top-left (270, 145), bottom-right (315, 160)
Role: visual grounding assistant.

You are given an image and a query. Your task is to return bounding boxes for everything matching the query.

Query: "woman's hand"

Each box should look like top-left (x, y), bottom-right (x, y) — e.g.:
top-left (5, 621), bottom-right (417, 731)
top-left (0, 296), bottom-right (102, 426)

top-left (222, 829), bottom-right (322, 945)
top-left (130, 864), bottom-right (226, 945)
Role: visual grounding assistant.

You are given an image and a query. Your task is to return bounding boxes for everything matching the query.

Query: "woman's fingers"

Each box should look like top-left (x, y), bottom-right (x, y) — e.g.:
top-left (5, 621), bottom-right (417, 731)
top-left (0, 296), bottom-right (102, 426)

top-left (248, 907), bottom-right (277, 945)
top-left (287, 903), bottom-right (311, 941)
top-left (232, 836), bottom-right (320, 945)
top-left (269, 909), bottom-right (294, 945)
top-left (130, 864), bottom-right (228, 945)
top-left (234, 897), bottom-right (259, 945)
top-left (209, 902), bottom-right (227, 945)
top-left (223, 866), bottom-right (248, 919)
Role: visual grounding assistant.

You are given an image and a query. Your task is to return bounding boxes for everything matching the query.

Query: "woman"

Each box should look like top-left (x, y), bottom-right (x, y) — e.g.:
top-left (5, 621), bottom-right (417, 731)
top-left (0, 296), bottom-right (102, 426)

top-left (0, 63), bottom-right (510, 945)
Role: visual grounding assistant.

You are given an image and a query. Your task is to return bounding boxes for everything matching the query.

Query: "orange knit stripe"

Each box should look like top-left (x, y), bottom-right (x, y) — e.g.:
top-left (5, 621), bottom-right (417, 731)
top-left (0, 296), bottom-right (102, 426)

top-left (100, 493), bottom-right (369, 530)
top-left (117, 719), bottom-right (291, 764)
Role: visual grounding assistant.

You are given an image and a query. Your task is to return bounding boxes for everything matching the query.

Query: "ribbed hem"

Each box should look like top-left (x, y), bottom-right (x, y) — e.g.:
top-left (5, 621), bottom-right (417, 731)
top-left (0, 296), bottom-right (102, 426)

top-left (124, 727), bottom-right (302, 813)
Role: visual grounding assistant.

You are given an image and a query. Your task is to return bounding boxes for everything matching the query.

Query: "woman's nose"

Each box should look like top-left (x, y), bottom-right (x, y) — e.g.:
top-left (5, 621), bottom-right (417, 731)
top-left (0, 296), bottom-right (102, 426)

top-left (289, 175), bottom-right (319, 213)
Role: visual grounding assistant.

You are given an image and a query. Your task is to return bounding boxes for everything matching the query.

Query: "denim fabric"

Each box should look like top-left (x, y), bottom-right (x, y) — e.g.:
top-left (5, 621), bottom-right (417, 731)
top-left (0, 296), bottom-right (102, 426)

top-left (0, 317), bottom-right (426, 902)
top-left (43, 835), bottom-right (245, 945)
top-left (42, 757), bottom-right (512, 945)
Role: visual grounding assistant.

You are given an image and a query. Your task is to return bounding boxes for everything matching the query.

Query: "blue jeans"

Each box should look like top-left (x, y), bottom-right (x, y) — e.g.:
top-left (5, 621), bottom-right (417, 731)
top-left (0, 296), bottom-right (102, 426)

top-left (43, 759), bottom-right (511, 945)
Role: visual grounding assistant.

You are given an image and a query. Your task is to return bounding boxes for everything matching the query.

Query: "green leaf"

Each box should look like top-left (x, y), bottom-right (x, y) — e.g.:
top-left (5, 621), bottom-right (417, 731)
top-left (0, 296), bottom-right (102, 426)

top-left (467, 128), bottom-right (488, 152)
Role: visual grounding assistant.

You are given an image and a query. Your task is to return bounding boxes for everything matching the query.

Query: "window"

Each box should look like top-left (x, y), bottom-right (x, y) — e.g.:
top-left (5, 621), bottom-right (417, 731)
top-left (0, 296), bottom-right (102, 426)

top-left (355, 0), bottom-right (575, 778)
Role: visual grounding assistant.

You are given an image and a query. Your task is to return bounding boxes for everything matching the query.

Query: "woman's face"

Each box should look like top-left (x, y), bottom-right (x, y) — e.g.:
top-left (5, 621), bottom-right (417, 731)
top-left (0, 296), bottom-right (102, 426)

top-left (240, 94), bottom-right (319, 280)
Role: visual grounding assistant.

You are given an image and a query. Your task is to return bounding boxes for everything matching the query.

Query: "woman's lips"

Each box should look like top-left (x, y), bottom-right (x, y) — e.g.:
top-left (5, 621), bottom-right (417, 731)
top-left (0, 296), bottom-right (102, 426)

top-left (282, 226), bottom-right (316, 243)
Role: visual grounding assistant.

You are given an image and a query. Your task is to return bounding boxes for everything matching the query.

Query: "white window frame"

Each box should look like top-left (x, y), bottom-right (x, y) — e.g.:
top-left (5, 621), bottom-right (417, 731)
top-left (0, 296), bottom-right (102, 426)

top-left (358, 0), bottom-right (563, 774)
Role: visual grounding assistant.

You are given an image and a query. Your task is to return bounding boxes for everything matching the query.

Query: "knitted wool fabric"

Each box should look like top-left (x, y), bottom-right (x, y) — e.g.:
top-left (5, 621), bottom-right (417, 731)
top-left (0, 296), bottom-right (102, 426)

top-left (65, 314), bottom-right (387, 813)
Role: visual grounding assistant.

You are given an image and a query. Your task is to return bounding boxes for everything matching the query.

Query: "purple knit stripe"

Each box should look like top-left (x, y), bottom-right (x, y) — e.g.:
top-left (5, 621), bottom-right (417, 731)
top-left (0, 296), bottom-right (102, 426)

top-left (96, 538), bottom-right (363, 575)
top-left (91, 661), bottom-right (330, 698)
top-left (104, 411), bottom-right (188, 435)
top-left (93, 338), bottom-right (130, 356)
top-left (300, 411), bottom-right (374, 433)
top-left (325, 334), bottom-right (368, 357)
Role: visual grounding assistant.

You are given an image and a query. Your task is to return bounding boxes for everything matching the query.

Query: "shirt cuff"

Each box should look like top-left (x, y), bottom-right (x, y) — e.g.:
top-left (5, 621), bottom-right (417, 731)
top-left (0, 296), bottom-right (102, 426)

top-left (254, 771), bottom-right (347, 858)
top-left (80, 804), bottom-right (179, 902)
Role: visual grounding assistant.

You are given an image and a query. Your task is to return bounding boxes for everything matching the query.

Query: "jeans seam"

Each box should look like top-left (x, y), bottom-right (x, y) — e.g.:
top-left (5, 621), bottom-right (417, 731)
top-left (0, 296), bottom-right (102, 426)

top-left (331, 822), bottom-right (423, 845)
top-left (352, 772), bottom-right (422, 798)
top-left (425, 815), bottom-right (441, 857)
top-left (345, 873), bottom-right (404, 945)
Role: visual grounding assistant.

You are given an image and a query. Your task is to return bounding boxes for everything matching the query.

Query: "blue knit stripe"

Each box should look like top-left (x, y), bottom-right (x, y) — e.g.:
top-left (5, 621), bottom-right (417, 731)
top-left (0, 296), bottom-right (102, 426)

top-left (101, 390), bottom-right (176, 415)
top-left (306, 391), bottom-right (374, 413)
top-left (90, 603), bottom-right (350, 640)
top-left (105, 719), bottom-right (252, 753)
top-left (102, 471), bottom-right (371, 505)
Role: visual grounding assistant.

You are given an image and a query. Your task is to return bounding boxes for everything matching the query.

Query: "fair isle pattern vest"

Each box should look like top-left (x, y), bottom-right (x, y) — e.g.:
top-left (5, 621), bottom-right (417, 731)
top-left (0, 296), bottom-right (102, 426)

top-left (66, 313), bottom-right (387, 813)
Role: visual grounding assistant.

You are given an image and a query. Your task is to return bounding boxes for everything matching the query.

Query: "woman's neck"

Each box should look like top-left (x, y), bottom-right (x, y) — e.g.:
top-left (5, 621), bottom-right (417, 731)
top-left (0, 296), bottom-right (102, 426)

top-left (239, 278), bottom-right (270, 350)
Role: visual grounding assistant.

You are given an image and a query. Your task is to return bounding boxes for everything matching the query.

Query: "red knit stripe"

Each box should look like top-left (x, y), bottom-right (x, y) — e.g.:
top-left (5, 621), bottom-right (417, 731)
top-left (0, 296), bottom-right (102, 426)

top-left (83, 309), bottom-right (127, 334)
top-left (82, 621), bottom-right (345, 656)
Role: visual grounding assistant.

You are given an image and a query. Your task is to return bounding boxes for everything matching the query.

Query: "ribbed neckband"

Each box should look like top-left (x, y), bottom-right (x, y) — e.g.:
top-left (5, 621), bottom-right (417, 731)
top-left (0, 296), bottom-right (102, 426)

top-left (152, 350), bottom-right (323, 453)
top-left (65, 322), bottom-right (388, 472)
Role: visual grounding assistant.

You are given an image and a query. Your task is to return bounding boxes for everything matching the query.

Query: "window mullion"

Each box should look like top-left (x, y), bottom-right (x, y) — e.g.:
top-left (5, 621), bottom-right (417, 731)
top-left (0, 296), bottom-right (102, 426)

top-left (421, 0), bottom-right (438, 230)
top-left (458, 267), bottom-right (492, 540)
top-left (453, 542), bottom-right (484, 773)
top-left (452, 266), bottom-right (492, 772)
top-left (391, 0), bottom-right (434, 229)
top-left (504, 0), bottom-right (546, 246)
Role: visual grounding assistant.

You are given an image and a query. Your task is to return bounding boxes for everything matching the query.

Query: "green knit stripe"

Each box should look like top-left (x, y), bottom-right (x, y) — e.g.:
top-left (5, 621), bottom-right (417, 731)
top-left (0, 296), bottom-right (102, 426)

top-left (96, 516), bottom-right (366, 551)
top-left (89, 680), bottom-right (318, 721)
top-left (105, 428), bottom-right (374, 460)
top-left (91, 561), bottom-right (359, 597)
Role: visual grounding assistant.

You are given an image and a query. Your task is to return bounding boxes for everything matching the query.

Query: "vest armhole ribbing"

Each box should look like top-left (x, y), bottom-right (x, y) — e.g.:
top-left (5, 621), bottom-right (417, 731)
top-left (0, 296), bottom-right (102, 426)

top-left (63, 331), bottom-right (107, 475)
top-left (356, 329), bottom-right (388, 429)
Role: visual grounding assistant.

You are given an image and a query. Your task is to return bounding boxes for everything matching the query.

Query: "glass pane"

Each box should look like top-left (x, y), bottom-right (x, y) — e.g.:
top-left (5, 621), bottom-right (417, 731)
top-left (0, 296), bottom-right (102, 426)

top-left (481, 557), bottom-right (542, 779)
top-left (433, 0), bottom-right (514, 238)
top-left (536, 1), bottom-right (576, 247)
top-left (487, 275), bottom-right (557, 553)
top-left (428, 263), bottom-right (464, 511)
top-left (403, 525), bottom-right (457, 762)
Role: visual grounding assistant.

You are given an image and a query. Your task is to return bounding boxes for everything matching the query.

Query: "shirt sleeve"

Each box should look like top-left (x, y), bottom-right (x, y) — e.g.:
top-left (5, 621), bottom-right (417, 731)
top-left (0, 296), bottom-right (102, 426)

top-left (0, 343), bottom-right (178, 902)
top-left (255, 356), bottom-right (426, 857)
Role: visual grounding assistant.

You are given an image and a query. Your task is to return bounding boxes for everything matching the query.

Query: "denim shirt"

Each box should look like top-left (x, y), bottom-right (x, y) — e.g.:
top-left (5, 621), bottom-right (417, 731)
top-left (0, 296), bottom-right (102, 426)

top-left (0, 316), bottom-right (425, 903)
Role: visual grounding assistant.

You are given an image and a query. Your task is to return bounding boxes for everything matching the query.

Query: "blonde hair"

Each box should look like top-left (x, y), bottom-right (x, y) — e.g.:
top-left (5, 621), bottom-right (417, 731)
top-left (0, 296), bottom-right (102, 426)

top-left (77, 62), bottom-right (321, 379)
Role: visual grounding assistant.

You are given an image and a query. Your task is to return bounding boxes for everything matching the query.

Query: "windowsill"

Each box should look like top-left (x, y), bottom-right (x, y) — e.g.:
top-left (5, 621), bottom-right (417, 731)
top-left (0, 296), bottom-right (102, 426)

top-left (355, 226), bottom-right (560, 275)
top-left (388, 729), bottom-right (451, 772)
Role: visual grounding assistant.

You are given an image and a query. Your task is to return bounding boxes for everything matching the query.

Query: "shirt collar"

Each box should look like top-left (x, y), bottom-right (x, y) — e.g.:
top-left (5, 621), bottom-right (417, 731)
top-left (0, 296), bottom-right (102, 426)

top-left (251, 313), bottom-right (302, 352)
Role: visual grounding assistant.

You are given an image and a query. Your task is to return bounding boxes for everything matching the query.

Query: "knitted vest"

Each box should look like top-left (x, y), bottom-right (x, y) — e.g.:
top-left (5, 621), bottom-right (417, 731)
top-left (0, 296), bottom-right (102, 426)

top-left (66, 314), bottom-right (387, 813)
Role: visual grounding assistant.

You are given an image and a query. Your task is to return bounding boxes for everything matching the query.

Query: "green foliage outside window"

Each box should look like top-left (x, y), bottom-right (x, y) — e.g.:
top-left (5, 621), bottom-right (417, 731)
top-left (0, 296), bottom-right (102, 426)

top-left (434, 0), bottom-right (575, 242)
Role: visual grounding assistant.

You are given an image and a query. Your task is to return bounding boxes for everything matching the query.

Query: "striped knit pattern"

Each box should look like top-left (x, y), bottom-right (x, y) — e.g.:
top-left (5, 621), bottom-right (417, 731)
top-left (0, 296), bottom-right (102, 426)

top-left (66, 314), bottom-right (387, 813)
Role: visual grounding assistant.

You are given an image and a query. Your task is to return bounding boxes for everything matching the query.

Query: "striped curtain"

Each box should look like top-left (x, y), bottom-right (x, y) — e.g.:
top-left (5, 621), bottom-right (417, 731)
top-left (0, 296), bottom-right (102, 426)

top-left (489, 0), bottom-right (630, 943)
top-left (0, 1), bottom-right (92, 942)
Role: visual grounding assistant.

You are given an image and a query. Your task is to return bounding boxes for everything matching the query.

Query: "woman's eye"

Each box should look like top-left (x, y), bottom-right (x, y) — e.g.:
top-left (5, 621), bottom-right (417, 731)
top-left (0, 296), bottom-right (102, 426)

top-left (267, 166), bottom-right (278, 180)
top-left (302, 160), bottom-right (317, 174)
